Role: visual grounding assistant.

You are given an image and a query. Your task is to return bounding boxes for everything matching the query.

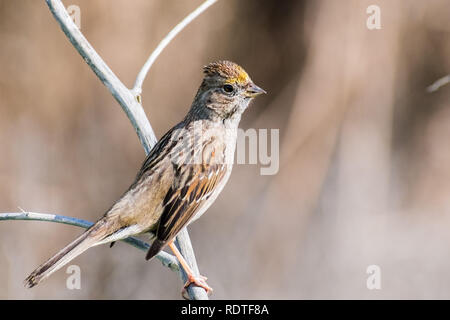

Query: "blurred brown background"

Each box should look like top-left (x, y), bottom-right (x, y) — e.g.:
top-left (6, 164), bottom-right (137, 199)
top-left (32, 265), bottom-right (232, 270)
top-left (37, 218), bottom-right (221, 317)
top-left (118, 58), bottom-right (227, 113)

top-left (1, 0), bottom-right (450, 299)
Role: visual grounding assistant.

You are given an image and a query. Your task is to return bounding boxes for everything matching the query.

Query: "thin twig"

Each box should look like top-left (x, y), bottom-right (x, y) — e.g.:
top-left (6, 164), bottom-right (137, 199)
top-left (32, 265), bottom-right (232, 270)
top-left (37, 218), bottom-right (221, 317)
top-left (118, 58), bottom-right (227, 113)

top-left (0, 212), bottom-right (180, 273)
top-left (132, 0), bottom-right (218, 95)
top-left (46, 0), bottom-right (157, 153)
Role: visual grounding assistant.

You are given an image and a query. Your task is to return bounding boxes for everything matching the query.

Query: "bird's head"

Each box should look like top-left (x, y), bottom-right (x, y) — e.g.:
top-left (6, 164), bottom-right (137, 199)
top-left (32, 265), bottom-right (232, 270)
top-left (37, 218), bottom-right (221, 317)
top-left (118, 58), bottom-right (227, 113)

top-left (191, 60), bottom-right (266, 121)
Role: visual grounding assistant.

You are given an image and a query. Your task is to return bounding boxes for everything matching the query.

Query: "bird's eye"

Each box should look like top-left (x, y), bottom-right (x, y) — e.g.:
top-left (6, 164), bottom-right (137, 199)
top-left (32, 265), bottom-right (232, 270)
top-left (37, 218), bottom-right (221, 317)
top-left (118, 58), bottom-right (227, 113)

top-left (223, 84), bottom-right (234, 93)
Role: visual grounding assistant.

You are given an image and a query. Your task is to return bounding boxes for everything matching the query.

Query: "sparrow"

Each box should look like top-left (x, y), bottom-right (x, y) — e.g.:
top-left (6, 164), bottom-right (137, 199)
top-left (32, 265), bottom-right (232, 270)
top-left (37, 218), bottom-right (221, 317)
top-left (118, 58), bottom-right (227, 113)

top-left (24, 60), bottom-right (266, 293)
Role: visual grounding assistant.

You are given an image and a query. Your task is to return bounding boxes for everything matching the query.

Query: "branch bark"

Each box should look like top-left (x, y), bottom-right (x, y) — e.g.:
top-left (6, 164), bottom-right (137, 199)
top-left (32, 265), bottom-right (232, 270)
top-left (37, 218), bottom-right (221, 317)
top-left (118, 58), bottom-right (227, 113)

top-left (0, 212), bottom-right (180, 273)
top-left (0, 0), bottom-right (218, 300)
top-left (46, 0), bottom-right (157, 153)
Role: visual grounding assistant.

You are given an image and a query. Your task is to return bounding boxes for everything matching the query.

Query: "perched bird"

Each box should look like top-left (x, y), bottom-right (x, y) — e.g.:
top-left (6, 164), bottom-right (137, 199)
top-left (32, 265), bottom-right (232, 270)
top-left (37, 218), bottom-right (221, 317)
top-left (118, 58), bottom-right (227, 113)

top-left (24, 60), bottom-right (265, 293)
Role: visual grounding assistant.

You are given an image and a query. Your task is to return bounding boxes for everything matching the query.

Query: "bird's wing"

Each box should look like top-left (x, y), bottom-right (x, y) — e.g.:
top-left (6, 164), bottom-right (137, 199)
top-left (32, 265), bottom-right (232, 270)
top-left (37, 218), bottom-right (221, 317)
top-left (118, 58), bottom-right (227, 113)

top-left (145, 135), bottom-right (228, 260)
top-left (158, 162), bottom-right (227, 241)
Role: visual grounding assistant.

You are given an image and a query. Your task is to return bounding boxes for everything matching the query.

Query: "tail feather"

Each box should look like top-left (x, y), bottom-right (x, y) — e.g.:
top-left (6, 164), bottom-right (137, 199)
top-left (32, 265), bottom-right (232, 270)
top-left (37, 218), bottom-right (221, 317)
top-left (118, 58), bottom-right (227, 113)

top-left (24, 228), bottom-right (100, 288)
top-left (145, 239), bottom-right (167, 261)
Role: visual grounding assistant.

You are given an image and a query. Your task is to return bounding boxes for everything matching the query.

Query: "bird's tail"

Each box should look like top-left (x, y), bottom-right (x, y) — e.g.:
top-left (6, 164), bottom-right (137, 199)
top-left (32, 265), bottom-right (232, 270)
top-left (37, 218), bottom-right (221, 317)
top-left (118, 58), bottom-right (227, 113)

top-left (24, 223), bottom-right (105, 288)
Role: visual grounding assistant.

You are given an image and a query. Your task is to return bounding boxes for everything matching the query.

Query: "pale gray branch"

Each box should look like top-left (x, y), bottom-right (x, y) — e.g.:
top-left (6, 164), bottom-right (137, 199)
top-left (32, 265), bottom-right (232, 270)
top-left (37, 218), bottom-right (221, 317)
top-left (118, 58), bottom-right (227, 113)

top-left (0, 212), bottom-right (180, 274)
top-left (46, 0), bottom-right (157, 152)
top-left (132, 0), bottom-right (218, 95)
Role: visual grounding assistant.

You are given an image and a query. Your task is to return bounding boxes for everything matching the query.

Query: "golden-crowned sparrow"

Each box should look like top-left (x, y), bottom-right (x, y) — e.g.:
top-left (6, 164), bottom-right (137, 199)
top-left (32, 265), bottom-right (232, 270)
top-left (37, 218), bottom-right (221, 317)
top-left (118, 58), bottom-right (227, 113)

top-left (24, 60), bottom-right (265, 293)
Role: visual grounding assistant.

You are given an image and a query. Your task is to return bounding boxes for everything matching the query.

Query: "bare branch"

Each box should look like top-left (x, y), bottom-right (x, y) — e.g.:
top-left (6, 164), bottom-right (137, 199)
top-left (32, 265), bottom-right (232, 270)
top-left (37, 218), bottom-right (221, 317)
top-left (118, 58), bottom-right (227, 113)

top-left (46, 0), bottom-right (157, 152)
top-left (132, 0), bottom-right (218, 95)
top-left (0, 212), bottom-right (180, 274)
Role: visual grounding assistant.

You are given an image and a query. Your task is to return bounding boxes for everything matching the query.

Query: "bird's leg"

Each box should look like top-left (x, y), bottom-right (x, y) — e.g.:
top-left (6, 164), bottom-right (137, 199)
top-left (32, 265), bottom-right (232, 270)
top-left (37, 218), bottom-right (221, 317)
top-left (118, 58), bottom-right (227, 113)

top-left (168, 241), bottom-right (213, 294)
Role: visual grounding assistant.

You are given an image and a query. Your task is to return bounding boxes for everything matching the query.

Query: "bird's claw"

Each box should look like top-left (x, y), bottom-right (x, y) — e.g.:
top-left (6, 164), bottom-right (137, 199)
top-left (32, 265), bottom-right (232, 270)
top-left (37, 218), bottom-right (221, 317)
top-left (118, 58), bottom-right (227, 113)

top-left (182, 274), bottom-right (213, 296)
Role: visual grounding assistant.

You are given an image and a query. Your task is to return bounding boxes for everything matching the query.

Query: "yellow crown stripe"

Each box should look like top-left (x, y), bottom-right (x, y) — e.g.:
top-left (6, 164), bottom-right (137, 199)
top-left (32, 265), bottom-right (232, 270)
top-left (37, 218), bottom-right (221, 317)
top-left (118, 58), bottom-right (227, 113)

top-left (225, 69), bottom-right (250, 85)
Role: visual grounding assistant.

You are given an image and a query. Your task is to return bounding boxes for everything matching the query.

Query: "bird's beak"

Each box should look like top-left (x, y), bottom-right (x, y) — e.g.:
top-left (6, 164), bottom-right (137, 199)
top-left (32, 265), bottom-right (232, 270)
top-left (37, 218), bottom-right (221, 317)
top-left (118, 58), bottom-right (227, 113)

top-left (245, 83), bottom-right (266, 98)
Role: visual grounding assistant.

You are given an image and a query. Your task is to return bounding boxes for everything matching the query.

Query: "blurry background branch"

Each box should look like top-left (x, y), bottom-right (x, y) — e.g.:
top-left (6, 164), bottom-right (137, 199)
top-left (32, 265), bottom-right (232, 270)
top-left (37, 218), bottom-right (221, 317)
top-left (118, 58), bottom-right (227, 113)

top-left (0, 0), bottom-right (218, 300)
top-left (427, 74), bottom-right (450, 93)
